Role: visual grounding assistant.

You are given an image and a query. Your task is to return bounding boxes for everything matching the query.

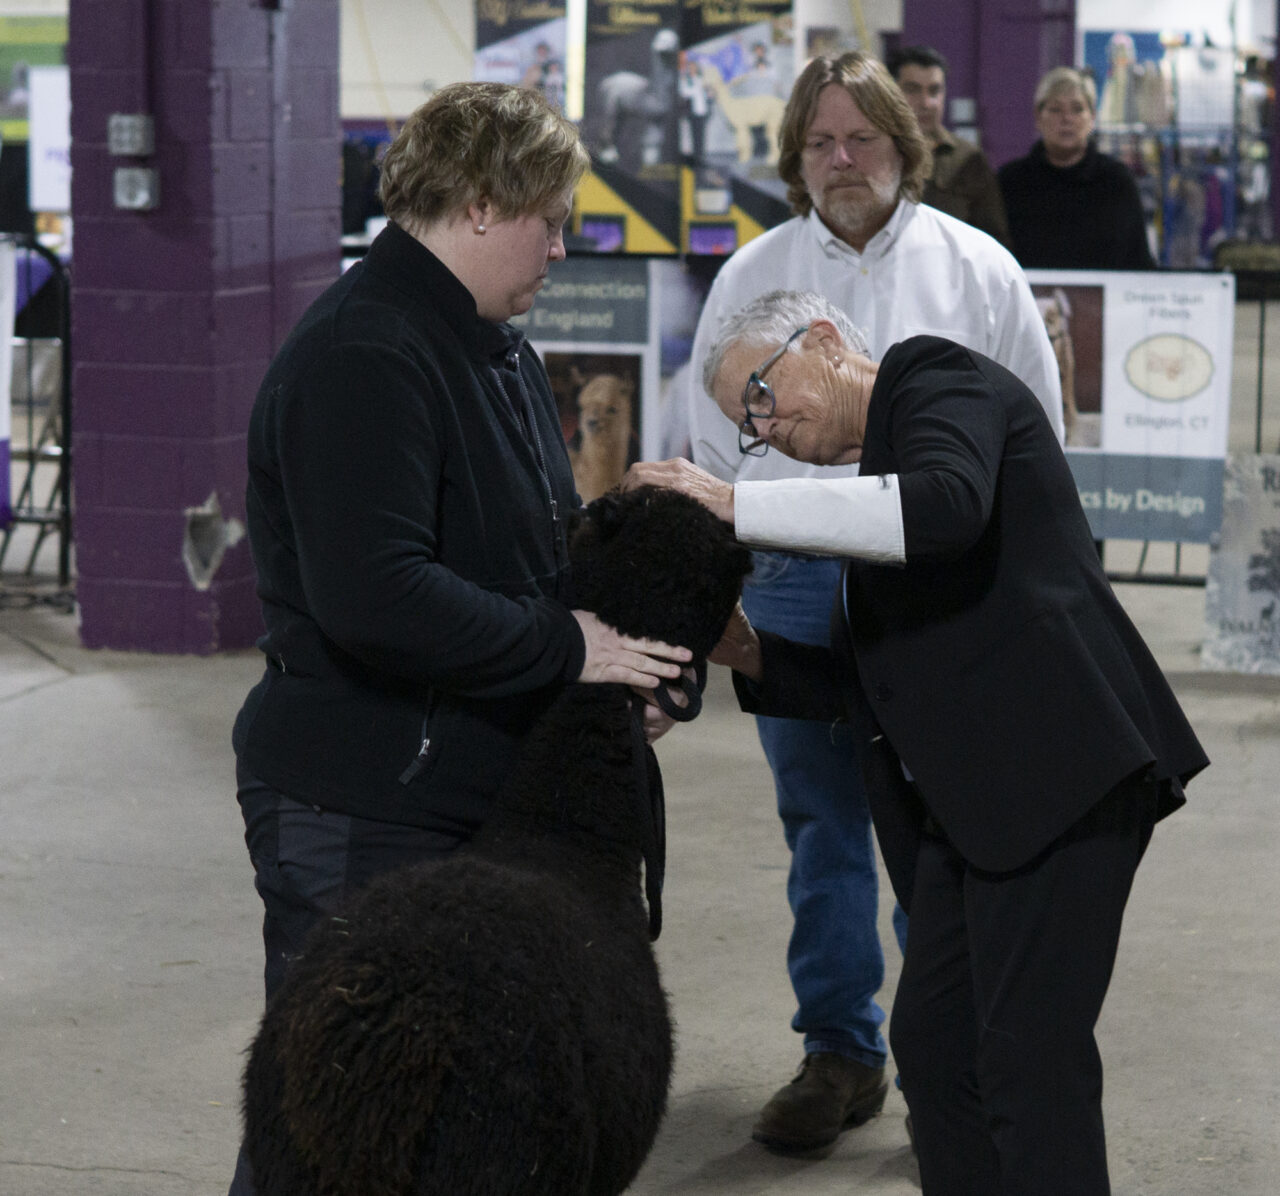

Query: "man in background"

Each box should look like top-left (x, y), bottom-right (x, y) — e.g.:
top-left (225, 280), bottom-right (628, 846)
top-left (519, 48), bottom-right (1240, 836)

top-left (887, 44), bottom-right (1010, 247)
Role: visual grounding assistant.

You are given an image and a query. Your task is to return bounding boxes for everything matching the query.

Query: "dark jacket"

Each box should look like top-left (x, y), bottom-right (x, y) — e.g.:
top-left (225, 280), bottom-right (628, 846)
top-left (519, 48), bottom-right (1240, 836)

top-left (923, 130), bottom-right (1010, 248)
top-left (233, 223), bottom-right (585, 833)
top-left (998, 138), bottom-right (1157, 270)
top-left (736, 337), bottom-right (1206, 902)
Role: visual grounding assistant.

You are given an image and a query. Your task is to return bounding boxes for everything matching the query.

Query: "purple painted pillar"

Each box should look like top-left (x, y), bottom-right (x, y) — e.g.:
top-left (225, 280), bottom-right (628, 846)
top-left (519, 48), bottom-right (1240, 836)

top-left (902, 0), bottom-right (1076, 168)
top-left (68, 0), bottom-right (339, 652)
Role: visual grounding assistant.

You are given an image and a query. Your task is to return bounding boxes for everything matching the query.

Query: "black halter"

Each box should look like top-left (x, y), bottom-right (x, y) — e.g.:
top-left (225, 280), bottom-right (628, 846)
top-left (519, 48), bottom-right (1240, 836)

top-left (627, 659), bottom-right (707, 941)
top-left (650, 659), bottom-right (708, 723)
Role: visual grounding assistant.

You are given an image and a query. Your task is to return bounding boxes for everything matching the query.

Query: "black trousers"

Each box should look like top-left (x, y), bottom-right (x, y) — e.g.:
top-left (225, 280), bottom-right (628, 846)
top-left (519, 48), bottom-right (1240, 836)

top-left (228, 763), bottom-right (468, 1196)
top-left (890, 775), bottom-right (1158, 1196)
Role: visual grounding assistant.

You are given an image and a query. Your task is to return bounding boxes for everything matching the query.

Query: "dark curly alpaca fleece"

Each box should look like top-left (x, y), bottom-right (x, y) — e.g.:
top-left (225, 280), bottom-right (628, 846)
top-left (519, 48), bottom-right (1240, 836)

top-left (241, 486), bottom-right (753, 1196)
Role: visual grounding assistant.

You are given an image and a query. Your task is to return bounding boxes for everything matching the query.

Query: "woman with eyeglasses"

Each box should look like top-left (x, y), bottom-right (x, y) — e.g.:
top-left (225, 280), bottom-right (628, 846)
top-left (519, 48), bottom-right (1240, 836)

top-left (998, 66), bottom-right (1157, 271)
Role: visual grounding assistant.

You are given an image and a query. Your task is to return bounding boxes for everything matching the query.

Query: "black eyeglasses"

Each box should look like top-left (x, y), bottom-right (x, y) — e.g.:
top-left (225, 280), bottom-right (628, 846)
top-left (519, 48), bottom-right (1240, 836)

top-left (738, 326), bottom-right (809, 457)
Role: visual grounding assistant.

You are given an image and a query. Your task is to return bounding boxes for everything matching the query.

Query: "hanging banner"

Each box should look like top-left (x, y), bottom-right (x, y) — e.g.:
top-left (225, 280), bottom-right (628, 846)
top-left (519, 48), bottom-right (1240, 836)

top-left (1024, 269), bottom-right (1235, 543)
top-left (473, 0), bottom-right (567, 111)
top-left (28, 65), bottom-right (70, 214)
top-left (1202, 454), bottom-right (1280, 675)
top-left (577, 0), bottom-right (682, 253)
top-left (676, 0), bottom-right (794, 254)
top-left (512, 256), bottom-right (661, 499)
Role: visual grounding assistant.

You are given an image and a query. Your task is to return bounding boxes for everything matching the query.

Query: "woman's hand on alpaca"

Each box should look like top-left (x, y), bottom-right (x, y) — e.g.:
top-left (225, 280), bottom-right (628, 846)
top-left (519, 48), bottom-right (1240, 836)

top-left (621, 459), bottom-right (736, 525)
top-left (573, 610), bottom-right (692, 688)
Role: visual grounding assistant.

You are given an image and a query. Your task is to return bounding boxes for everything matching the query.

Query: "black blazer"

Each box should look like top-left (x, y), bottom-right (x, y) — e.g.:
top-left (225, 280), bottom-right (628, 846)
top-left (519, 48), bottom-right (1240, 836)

top-left (737, 337), bottom-right (1207, 904)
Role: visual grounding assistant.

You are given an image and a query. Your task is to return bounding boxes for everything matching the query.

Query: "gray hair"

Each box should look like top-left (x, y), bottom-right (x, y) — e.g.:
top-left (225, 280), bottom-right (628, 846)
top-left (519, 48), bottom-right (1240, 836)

top-left (702, 290), bottom-right (870, 396)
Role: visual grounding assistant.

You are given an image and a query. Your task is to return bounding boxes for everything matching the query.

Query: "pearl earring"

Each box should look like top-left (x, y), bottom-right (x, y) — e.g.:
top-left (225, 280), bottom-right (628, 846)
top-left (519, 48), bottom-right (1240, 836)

top-left (477, 224), bottom-right (486, 234)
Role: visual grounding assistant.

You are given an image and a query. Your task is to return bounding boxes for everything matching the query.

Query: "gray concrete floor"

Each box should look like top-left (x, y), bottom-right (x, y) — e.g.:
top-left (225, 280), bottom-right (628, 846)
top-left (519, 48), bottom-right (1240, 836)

top-left (2, 566), bottom-right (1279, 1194)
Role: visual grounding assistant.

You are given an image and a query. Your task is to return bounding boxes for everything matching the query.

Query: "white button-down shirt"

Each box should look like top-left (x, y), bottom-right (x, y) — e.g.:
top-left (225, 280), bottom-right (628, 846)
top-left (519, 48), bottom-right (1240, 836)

top-left (687, 201), bottom-right (1064, 561)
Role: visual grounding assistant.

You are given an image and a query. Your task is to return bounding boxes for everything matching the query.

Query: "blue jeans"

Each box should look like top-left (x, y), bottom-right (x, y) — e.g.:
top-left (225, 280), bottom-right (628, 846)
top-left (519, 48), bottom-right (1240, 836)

top-left (740, 551), bottom-right (888, 1070)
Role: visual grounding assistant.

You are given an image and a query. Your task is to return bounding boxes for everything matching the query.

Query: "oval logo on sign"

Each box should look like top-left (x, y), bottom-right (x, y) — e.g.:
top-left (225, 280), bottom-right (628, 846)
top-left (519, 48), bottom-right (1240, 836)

top-left (1124, 333), bottom-right (1214, 401)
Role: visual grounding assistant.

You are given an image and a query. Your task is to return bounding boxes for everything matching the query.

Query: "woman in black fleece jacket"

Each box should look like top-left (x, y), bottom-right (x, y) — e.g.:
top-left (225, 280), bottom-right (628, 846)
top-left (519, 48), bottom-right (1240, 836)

top-left (999, 66), bottom-right (1156, 271)
top-left (226, 84), bottom-right (690, 1195)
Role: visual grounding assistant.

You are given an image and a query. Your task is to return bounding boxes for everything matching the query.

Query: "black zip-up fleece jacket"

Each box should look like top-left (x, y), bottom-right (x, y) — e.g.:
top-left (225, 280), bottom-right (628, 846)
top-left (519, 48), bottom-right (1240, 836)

top-left (233, 223), bottom-right (585, 833)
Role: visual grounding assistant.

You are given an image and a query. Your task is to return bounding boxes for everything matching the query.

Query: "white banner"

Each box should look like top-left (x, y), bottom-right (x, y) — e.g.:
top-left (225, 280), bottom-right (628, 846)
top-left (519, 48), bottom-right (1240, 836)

top-left (28, 65), bottom-right (70, 214)
top-left (1025, 269), bottom-right (1235, 542)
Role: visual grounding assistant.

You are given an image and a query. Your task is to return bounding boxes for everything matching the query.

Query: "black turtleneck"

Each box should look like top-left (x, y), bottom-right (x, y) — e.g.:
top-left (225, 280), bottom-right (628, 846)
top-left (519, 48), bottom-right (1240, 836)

top-left (997, 139), bottom-right (1157, 271)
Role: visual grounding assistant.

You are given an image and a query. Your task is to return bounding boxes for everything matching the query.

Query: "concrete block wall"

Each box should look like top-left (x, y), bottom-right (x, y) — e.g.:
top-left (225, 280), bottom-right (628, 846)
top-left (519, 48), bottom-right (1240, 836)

top-left (68, 0), bottom-right (340, 652)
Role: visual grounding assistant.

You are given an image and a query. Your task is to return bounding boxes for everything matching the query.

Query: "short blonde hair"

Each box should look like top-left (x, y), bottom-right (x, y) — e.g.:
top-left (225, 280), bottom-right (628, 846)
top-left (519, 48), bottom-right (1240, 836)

top-left (1034, 67), bottom-right (1097, 114)
top-left (778, 52), bottom-right (932, 217)
top-left (379, 83), bottom-right (589, 232)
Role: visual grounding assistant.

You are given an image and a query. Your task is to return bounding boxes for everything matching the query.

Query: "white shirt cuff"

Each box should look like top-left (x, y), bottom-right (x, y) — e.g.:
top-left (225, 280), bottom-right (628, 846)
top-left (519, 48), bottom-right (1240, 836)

top-left (734, 475), bottom-right (906, 563)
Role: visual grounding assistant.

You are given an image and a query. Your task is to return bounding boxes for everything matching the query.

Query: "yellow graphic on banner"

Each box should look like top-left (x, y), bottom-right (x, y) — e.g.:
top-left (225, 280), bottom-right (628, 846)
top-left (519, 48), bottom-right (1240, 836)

top-left (575, 171), bottom-right (678, 254)
top-left (679, 166), bottom-right (768, 255)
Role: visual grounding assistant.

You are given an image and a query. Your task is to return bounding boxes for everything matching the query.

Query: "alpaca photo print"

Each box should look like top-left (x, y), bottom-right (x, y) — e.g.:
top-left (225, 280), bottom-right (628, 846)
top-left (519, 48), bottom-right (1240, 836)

top-left (545, 351), bottom-right (642, 502)
top-left (1032, 282), bottom-right (1103, 449)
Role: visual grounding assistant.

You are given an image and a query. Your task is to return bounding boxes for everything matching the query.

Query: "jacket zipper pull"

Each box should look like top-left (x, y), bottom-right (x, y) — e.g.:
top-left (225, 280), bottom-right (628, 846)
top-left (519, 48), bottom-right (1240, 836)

top-left (398, 737), bottom-right (431, 784)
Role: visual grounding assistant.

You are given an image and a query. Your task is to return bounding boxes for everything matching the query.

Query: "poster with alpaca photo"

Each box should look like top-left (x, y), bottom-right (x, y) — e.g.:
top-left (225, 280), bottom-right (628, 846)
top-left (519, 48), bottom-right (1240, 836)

top-left (1030, 282), bottom-right (1104, 450)
top-left (543, 352), bottom-right (643, 503)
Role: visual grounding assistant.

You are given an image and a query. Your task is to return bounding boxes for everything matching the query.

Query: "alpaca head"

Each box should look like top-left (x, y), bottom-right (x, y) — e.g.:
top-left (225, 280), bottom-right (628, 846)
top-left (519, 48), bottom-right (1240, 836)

top-left (567, 484), bottom-right (753, 662)
top-left (576, 373), bottom-right (633, 443)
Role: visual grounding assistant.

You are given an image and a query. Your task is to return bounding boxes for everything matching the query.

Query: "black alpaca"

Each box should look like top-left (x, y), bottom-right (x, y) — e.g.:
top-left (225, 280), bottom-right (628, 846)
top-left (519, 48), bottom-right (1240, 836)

top-left (241, 486), bottom-right (752, 1196)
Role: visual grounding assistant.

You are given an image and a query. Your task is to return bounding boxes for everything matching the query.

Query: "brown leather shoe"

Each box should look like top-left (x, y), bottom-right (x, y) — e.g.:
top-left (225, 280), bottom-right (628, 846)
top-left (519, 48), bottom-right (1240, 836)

top-left (752, 1053), bottom-right (889, 1155)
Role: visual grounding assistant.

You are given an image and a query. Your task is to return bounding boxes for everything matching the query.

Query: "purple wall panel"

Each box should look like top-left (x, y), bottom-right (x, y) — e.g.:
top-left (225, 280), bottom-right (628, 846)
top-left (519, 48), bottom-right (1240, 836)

top-left (211, 141), bottom-right (272, 214)
top-left (74, 507), bottom-right (188, 584)
top-left (276, 137), bottom-right (341, 213)
top-left (287, 0), bottom-right (341, 68)
top-left (226, 69), bottom-right (273, 141)
top-left (68, 145), bottom-right (119, 221)
top-left (277, 206), bottom-right (341, 273)
top-left (217, 213), bottom-right (274, 288)
top-left (71, 142), bottom-right (212, 222)
top-left (901, 0), bottom-right (976, 100)
top-left (96, 436), bottom-right (208, 510)
top-left (72, 217), bottom-right (218, 291)
top-left (74, 290), bottom-right (216, 367)
top-left (159, 68), bottom-right (217, 144)
top-left (68, 70), bottom-right (148, 143)
top-left (215, 359), bottom-right (270, 439)
top-left (72, 432), bottom-right (104, 506)
top-left (284, 69), bottom-right (339, 141)
top-left (73, 364), bottom-right (218, 438)
top-left (212, 290), bottom-right (276, 364)
top-left (79, 576), bottom-right (260, 654)
top-left (156, 0), bottom-right (215, 71)
top-left (210, 0), bottom-right (271, 70)
top-left (70, 0), bottom-right (340, 652)
top-left (67, 0), bottom-right (146, 71)
top-left (78, 578), bottom-right (187, 651)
